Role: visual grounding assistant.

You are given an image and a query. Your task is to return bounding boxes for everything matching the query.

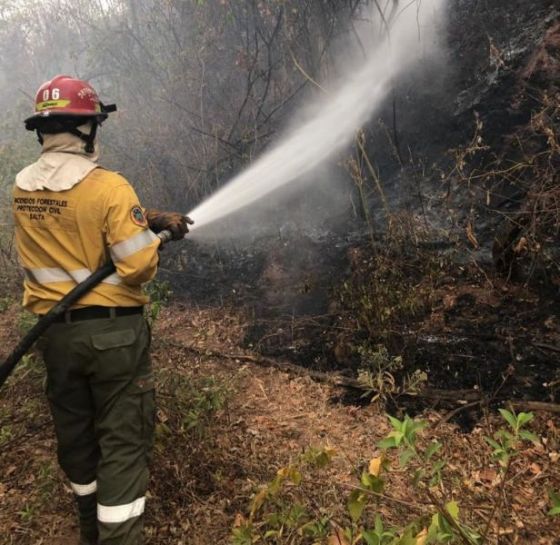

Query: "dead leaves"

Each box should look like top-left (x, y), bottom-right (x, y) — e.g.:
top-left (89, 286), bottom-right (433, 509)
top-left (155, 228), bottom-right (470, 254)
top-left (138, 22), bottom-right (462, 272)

top-left (466, 221), bottom-right (479, 249)
top-left (368, 456), bottom-right (383, 477)
top-left (442, 294), bottom-right (457, 311)
top-left (328, 528), bottom-right (350, 545)
top-left (513, 236), bottom-right (528, 254)
top-left (233, 512), bottom-right (246, 528)
top-left (465, 467), bottom-right (500, 489)
top-left (415, 528), bottom-right (428, 545)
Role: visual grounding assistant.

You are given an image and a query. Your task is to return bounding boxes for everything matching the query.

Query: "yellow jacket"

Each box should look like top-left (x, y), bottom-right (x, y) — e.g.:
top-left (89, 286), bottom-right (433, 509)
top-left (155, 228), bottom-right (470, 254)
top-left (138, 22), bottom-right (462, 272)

top-left (13, 166), bottom-right (161, 314)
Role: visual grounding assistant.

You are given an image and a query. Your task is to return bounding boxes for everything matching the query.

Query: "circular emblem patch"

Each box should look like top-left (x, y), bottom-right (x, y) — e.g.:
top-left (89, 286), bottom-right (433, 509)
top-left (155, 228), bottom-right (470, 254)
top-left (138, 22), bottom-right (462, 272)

top-left (130, 206), bottom-right (147, 227)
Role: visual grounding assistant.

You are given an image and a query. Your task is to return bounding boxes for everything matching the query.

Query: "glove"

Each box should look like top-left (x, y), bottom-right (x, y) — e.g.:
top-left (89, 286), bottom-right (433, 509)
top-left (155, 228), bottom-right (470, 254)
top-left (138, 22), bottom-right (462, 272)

top-left (145, 209), bottom-right (194, 241)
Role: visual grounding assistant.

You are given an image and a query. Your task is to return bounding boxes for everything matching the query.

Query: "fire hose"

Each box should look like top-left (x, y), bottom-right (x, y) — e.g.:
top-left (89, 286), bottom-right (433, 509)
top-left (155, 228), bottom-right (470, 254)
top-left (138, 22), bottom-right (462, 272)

top-left (0, 229), bottom-right (174, 389)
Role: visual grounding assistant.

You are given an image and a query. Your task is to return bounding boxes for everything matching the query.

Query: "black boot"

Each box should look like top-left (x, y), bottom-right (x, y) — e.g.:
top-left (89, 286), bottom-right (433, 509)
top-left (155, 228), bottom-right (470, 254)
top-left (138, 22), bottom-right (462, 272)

top-left (76, 494), bottom-right (98, 545)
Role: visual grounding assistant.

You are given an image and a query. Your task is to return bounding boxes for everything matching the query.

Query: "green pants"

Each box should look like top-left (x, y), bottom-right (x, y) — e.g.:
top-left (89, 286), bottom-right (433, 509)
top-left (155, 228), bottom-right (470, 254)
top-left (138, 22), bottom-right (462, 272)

top-left (40, 313), bottom-right (155, 545)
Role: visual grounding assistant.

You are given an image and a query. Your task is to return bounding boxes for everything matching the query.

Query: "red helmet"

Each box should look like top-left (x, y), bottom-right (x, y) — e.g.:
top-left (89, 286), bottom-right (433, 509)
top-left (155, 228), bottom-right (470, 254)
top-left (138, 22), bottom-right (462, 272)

top-left (25, 75), bottom-right (116, 131)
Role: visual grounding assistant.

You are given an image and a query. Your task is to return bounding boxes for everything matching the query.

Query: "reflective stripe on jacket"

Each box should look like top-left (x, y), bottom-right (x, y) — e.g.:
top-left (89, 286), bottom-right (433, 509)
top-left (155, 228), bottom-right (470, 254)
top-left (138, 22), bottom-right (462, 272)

top-left (12, 167), bottom-right (160, 314)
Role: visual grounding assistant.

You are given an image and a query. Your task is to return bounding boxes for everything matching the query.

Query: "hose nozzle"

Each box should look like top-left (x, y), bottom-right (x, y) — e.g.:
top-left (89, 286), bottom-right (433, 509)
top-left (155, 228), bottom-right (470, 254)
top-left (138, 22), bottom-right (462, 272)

top-left (157, 216), bottom-right (193, 243)
top-left (155, 215), bottom-right (193, 244)
top-left (157, 229), bottom-right (174, 244)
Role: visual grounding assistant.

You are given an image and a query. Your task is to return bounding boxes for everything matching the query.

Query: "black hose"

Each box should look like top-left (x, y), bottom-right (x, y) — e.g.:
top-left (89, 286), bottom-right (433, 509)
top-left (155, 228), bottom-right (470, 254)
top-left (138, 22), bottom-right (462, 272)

top-left (0, 262), bottom-right (116, 388)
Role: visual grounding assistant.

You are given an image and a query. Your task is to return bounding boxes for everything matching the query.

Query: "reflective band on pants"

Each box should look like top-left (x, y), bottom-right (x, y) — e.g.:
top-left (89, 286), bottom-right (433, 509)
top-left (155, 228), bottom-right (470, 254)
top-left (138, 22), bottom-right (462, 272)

top-left (70, 480), bottom-right (97, 496)
top-left (24, 267), bottom-right (122, 286)
top-left (110, 230), bottom-right (158, 262)
top-left (97, 497), bottom-right (146, 524)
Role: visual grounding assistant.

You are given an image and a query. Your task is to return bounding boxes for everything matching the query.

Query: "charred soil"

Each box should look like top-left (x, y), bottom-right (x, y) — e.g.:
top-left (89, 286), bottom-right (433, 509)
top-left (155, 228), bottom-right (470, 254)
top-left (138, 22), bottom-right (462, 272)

top-left (1, 295), bottom-right (559, 544)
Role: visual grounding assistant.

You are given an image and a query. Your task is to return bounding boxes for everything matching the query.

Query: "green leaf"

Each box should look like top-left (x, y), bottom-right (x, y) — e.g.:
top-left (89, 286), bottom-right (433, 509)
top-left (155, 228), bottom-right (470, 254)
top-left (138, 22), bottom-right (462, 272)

top-left (347, 490), bottom-right (367, 522)
top-left (461, 526), bottom-right (482, 544)
top-left (445, 500), bottom-right (459, 520)
top-left (377, 437), bottom-right (398, 450)
top-left (498, 408), bottom-right (517, 431)
top-left (398, 448), bottom-right (416, 467)
top-left (374, 514), bottom-right (384, 534)
top-left (408, 418), bottom-right (428, 434)
top-left (303, 446), bottom-right (336, 468)
top-left (300, 517), bottom-right (330, 538)
top-left (548, 490), bottom-right (560, 516)
top-left (519, 430), bottom-right (540, 445)
top-left (388, 430), bottom-right (405, 446)
top-left (430, 513), bottom-right (452, 539)
top-left (516, 412), bottom-right (534, 427)
top-left (388, 414), bottom-right (404, 431)
top-left (412, 468), bottom-right (425, 487)
top-left (429, 471), bottom-right (442, 487)
top-left (429, 460), bottom-right (446, 487)
top-left (484, 436), bottom-right (502, 451)
top-left (495, 429), bottom-right (514, 443)
top-left (361, 471), bottom-right (385, 493)
top-left (362, 530), bottom-right (380, 545)
top-left (396, 526), bottom-right (417, 545)
top-left (427, 513), bottom-right (440, 540)
top-left (427, 512), bottom-right (456, 542)
top-left (289, 468), bottom-right (302, 485)
top-left (232, 524), bottom-right (253, 545)
top-left (361, 471), bottom-right (372, 488)
top-left (425, 441), bottom-right (442, 460)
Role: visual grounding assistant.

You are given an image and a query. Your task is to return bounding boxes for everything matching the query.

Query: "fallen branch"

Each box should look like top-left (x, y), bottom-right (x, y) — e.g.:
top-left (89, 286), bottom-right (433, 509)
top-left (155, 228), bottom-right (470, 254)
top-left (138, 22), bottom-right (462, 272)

top-left (156, 339), bottom-right (560, 414)
top-left (436, 400), bottom-right (483, 427)
top-left (508, 400), bottom-right (560, 413)
top-left (531, 342), bottom-right (560, 354)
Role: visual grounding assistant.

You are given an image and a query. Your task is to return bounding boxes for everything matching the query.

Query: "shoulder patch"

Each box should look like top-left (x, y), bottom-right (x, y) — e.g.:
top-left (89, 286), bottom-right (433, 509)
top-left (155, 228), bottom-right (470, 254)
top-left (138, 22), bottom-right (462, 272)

top-left (130, 206), bottom-right (148, 227)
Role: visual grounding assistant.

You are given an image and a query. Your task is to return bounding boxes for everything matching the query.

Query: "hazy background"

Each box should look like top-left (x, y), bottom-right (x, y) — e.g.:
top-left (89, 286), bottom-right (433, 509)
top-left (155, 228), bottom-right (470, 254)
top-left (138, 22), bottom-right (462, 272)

top-left (1, 0), bottom-right (557, 295)
top-left (1, 0), bottom-right (377, 208)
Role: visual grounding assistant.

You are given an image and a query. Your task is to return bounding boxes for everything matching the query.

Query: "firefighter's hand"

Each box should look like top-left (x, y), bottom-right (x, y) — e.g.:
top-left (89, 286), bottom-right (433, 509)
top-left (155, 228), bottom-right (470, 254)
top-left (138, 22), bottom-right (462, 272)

top-left (145, 209), bottom-right (194, 240)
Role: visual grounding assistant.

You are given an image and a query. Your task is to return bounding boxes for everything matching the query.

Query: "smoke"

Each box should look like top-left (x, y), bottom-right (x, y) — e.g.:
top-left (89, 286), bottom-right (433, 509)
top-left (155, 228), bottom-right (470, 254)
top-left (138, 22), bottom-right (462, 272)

top-left (187, 0), bottom-right (447, 240)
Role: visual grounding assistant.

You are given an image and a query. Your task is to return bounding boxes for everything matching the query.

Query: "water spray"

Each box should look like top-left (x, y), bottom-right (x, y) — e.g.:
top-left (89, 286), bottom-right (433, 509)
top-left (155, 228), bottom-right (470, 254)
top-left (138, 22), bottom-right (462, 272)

top-left (186, 0), bottom-right (445, 235)
top-left (0, 0), bottom-right (446, 387)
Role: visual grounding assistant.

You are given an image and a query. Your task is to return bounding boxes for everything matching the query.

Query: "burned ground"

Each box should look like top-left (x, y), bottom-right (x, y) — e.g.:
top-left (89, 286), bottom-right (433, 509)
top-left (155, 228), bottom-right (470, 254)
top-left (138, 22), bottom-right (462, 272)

top-left (0, 298), bottom-right (559, 544)
top-left (1, 1), bottom-right (560, 544)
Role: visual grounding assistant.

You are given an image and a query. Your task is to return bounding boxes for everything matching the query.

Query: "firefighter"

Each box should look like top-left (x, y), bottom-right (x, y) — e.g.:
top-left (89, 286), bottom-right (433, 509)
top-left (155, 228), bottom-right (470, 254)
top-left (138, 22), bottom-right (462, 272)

top-left (12, 75), bottom-right (191, 545)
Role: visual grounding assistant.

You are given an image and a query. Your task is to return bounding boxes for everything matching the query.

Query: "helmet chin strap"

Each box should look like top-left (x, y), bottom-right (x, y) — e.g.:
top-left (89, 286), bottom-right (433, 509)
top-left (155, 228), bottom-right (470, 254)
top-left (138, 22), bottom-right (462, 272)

top-left (67, 122), bottom-right (98, 154)
top-left (36, 120), bottom-right (98, 154)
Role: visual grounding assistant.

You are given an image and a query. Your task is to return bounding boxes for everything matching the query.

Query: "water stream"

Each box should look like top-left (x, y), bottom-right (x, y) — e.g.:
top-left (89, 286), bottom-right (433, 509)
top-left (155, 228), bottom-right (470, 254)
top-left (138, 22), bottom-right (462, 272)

top-left (187, 0), bottom-right (446, 236)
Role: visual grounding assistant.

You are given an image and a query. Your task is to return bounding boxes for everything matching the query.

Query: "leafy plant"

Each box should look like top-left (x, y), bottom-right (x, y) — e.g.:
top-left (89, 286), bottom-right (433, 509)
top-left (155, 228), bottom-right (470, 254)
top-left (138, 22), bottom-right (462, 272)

top-left (484, 409), bottom-right (539, 468)
top-left (356, 345), bottom-right (427, 404)
top-left (11, 354), bottom-right (44, 385)
top-left (155, 372), bottom-right (230, 446)
top-left (548, 490), bottom-right (560, 517)
top-left (0, 424), bottom-right (13, 446)
top-left (232, 447), bottom-right (336, 544)
top-left (18, 309), bottom-right (37, 333)
top-left (338, 251), bottom-right (430, 340)
top-left (18, 503), bottom-right (37, 524)
top-left (36, 460), bottom-right (57, 503)
top-left (234, 409), bottom-right (546, 545)
top-left (145, 279), bottom-right (172, 324)
top-left (0, 295), bottom-right (13, 312)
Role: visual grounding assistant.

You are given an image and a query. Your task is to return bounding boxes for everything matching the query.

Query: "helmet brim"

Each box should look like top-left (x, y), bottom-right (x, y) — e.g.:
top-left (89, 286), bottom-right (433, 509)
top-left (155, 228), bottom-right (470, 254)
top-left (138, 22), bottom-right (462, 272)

top-left (24, 110), bottom-right (109, 131)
